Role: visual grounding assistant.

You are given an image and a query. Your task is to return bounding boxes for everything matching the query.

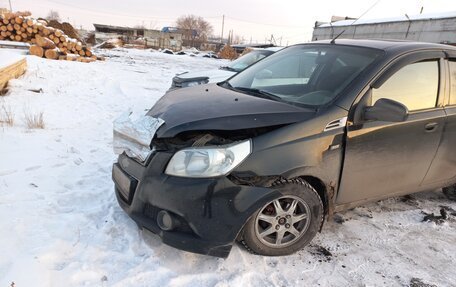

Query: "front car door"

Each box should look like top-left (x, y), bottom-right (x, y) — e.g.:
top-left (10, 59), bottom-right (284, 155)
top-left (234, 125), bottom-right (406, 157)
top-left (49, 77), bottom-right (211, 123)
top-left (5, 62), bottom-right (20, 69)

top-left (337, 51), bottom-right (446, 207)
top-left (422, 53), bottom-right (456, 185)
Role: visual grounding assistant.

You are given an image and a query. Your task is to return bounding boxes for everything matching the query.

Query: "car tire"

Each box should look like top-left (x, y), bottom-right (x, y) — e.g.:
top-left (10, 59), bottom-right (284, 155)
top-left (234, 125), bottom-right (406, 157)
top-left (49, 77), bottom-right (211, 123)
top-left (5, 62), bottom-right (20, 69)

top-left (240, 178), bottom-right (324, 256)
top-left (443, 184), bottom-right (456, 201)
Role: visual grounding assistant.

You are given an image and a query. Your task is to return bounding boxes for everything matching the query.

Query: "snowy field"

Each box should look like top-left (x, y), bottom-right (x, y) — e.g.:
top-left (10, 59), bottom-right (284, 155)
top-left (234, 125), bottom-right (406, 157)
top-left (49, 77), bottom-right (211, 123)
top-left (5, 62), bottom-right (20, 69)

top-left (0, 48), bottom-right (455, 287)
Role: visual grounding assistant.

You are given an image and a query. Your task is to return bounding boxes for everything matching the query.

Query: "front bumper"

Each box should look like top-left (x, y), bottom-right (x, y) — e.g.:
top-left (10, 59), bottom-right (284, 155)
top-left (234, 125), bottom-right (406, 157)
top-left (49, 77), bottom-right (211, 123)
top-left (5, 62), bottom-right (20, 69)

top-left (112, 152), bottom-right (280, 258)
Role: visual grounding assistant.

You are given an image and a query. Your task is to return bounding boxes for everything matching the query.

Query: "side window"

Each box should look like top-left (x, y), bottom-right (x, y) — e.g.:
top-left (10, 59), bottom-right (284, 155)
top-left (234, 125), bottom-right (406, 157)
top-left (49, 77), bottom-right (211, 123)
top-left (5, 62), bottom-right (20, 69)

top-left (449, 60), bottom-right (456, 105)
top-left (372, 61), bottom-right (439, 111)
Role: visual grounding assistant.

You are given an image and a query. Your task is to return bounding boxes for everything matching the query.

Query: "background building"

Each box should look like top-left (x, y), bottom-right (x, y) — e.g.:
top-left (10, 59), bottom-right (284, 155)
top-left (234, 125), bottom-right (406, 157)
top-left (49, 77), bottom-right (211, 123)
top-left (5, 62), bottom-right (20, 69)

top-left (313, 11), bottom-right (456, 45)
top-left (93, 24), bottom-right (182, 51)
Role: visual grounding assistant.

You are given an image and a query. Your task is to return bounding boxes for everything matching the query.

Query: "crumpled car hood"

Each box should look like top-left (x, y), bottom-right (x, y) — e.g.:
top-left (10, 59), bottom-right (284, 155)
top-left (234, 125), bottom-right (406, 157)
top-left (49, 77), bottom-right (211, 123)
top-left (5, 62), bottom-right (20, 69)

top-left (147, 83), bottom-right (315, 138)
top-left (175, 69), bottom-right (235, 84)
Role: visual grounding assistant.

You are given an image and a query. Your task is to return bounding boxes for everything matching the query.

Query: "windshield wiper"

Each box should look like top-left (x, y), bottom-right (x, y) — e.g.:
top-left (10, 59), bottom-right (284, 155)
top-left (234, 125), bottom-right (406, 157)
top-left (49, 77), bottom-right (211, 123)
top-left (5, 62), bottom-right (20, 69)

top-left (233, 87), bottom-right (283, 102)
top-left (220, 66), bottom-right (238, 72)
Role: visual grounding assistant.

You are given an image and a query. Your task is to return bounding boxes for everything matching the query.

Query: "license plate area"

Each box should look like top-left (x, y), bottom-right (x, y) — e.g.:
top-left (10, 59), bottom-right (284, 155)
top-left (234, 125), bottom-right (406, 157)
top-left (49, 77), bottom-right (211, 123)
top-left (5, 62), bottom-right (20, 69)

top-left (113, 164), bottom-right (138, 203)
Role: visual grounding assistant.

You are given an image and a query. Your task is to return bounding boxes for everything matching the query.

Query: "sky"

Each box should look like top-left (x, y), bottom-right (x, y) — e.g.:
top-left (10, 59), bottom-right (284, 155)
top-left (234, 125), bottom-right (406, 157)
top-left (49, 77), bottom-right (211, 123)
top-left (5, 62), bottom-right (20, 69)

top-left (2, 0), bottom-right (456, 45)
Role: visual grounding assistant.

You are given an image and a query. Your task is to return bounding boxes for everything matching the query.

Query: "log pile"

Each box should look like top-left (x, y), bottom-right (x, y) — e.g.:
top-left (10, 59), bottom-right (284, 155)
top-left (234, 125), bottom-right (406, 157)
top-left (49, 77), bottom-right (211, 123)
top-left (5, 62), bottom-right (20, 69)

top-left (0, 11), bottom-right (96, 63)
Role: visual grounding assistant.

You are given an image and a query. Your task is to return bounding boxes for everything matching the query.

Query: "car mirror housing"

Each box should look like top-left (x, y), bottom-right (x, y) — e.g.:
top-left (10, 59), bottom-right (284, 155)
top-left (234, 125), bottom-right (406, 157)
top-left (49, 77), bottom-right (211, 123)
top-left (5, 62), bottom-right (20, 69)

top-left (364, 98), bottom-right (409, 122)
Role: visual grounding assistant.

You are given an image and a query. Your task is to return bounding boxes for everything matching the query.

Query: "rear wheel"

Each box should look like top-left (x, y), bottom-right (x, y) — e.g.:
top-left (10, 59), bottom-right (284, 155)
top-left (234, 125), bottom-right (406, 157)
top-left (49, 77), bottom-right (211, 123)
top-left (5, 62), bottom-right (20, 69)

top-left (443, 184), bottom-right (456, 201)
top-left (240, 179), bottom-right (323, 256)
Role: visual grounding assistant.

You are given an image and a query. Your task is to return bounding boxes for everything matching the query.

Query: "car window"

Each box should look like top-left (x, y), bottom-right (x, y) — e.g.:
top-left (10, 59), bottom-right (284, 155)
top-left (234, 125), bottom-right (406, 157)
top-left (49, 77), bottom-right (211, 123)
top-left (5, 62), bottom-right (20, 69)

top-left (372, 61), bottom-right (439, 111)
top-left (229, 51), bottom-right (271, 72)
top-left (449, 60), bottom-right (456, 105)
top-left (227, 45), bottom-right (383, 107)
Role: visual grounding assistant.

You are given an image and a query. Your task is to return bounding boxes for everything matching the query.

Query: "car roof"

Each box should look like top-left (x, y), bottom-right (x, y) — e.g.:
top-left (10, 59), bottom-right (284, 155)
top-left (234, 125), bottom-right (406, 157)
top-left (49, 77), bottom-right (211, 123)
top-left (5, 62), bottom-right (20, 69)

top-left (307, 39), bottom-right (456, 53)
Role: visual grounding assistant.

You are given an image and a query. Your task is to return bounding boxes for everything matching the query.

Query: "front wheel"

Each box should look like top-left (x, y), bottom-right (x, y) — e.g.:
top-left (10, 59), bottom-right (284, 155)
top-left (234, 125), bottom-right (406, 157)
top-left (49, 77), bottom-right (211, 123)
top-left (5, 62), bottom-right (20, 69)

top-left (240, 179), bottom-right (324, 256)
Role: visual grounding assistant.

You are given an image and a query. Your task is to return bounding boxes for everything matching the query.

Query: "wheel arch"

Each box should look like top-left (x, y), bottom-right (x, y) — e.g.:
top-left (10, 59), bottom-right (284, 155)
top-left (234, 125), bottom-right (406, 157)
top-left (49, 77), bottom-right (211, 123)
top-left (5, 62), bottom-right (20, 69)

top-left (298, 175), bottom-right (329, 218)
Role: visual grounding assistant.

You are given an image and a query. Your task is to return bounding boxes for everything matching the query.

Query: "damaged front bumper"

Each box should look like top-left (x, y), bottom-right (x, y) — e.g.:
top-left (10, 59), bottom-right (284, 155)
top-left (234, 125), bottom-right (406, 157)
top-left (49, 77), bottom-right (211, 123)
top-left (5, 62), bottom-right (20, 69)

top-left (112, 152), bottom-right (281, 258)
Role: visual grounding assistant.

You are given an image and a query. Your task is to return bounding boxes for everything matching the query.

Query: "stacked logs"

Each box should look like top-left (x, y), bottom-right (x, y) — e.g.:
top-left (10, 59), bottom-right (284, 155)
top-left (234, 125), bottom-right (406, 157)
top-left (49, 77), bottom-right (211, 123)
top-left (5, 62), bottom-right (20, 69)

top-left (0, 11), bottom-right (96, 63)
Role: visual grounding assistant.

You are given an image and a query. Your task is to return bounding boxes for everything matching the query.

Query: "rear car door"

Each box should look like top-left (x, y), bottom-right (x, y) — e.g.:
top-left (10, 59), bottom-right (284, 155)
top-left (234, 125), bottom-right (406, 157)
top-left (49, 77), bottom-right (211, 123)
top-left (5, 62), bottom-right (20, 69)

top-left (422, 55), bottom-right (456, 184)
top-left (337, 52), bottom-right (446, 205)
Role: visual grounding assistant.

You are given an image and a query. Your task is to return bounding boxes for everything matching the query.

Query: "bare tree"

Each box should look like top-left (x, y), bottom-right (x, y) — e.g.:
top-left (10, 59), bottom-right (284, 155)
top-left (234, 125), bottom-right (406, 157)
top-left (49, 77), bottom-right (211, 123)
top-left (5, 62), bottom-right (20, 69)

top-left (176, 15), bottom-right (213, 46)
top-left (46, 10), bottom-right (61, 22)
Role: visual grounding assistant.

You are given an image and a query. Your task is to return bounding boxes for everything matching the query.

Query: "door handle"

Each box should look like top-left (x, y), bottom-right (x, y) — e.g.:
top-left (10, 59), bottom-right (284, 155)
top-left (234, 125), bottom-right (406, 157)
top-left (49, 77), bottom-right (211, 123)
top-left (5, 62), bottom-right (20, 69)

top-left (424, 122), bottom-right (438, 132)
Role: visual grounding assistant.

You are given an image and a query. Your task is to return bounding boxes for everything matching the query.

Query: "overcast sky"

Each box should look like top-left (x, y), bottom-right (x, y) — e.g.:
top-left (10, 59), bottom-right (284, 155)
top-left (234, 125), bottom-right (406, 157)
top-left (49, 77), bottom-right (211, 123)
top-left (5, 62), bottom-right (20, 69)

top-left (3, 0), bottom-right (456, 44)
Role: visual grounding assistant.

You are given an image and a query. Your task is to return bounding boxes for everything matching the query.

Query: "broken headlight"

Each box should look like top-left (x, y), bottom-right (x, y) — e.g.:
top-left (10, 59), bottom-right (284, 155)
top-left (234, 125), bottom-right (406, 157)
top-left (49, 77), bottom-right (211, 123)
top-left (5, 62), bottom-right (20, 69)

top-left (165, 140), bottom-right (251, 178)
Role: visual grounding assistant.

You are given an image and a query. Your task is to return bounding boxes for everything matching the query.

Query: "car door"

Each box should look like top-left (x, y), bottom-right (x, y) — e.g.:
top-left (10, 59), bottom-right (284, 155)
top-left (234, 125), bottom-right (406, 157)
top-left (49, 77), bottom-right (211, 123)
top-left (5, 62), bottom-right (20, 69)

top-left (337, 52), bottom-right (446, 205)
top-left (422, 55), bottom-right (456, 184)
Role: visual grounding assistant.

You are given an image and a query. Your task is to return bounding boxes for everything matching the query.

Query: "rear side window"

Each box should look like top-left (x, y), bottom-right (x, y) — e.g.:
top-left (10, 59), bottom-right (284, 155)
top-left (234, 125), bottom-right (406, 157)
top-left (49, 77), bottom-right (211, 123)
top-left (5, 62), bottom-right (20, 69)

top-left (449, 60), bottom-right (456, 105)
top-left (372, 61), bottom-right (439, 111)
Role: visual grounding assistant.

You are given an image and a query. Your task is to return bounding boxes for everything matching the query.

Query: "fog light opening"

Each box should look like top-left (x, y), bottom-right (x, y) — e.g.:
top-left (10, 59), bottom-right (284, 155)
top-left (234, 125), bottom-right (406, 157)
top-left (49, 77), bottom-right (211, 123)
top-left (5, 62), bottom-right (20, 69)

top-left (157, 210), bottom-right (177, 231)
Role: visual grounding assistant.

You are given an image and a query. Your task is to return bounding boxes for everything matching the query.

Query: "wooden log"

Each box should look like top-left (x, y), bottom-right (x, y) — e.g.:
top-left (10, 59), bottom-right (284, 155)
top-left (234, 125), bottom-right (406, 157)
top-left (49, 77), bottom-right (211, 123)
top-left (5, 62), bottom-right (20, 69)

top-left (0, 26), bottom-right (6, 32)
top-left (15, 17), bottom-right (23, 24)
top-left (44, 48), bottom-right (60, 60)
top-left (14, 35), bottom-right (21, 41)
top-left (0, 56), bottom-right (27, 91)
top-left (9, 35), bottom-right (14, 40)
top-left (59, 36), bottom-right (66, 42)
top-left (26, 27), bottom-right (33, 34)
top-left (58, 55), bottom-right (67, 60)
top-left (13, 24), bottom-right (21, 31)
top-left (7, 24), bottom-right (13, 31)
top-left (29, 45), bottom-right (44, 58)
top-left (26, 19), bottom-right (34, 27)
top-left (42, 27), bottom-right (50, 36)
top-left (75, 42), bottom-right (82, 51)
top-left (31, 38), bottom-right (36, 44)
top-left (49, 34), bottom-right (54, 40)
top-left (22, 22), bottom-right (27, 29)
top-left (0, 31), bottom-right (7, 37)
top-left (52, 36), bottom-right (60, 44)
top-left (35, 35), bottom-right (56, 49)
top-left (85, 50), bottom-right (93, 57)
top-left (66, 54), bottom-right (79, 61)
top-left (54, 29), bottom-right (63, 37)
top-left (2, 18), bottom-right (8, 25)
top-left (78, 50), bottom-right (85, 56)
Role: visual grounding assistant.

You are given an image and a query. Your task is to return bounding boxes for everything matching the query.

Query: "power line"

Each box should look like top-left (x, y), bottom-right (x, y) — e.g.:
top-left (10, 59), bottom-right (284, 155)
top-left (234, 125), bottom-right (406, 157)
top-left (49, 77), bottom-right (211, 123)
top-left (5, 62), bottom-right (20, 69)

top-left (224, 15), bottom-right (305, 28)
top-left (45, 0), bottom-right (179, 21)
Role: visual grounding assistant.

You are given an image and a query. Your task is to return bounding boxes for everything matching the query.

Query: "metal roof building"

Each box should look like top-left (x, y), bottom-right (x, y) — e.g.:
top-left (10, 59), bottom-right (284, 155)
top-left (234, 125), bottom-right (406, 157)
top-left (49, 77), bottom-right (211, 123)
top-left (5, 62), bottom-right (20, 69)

top-left (312, 11), bottom-right (456, 45)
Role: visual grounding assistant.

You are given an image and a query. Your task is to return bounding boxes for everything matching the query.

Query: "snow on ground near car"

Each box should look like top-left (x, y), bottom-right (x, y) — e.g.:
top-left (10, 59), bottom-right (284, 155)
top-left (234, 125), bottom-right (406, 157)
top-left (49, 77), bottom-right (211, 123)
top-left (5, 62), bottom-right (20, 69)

top-left (0, 48), bottom-right (455, 287)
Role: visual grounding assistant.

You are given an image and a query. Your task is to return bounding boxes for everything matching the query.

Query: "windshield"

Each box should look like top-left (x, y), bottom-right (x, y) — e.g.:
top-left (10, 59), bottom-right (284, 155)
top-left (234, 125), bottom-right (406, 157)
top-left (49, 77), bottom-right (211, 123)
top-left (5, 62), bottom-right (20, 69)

top-left (224, 50), bottom-right (274, 72)
top-left (226, 45), bottom-right (383, 107)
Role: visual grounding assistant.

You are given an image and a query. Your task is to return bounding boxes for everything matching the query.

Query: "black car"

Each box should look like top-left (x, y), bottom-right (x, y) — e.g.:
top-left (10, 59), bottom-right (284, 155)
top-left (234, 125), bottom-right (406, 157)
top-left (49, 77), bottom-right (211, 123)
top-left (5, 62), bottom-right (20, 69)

top-left (112, 39), bottom-right (456, 258)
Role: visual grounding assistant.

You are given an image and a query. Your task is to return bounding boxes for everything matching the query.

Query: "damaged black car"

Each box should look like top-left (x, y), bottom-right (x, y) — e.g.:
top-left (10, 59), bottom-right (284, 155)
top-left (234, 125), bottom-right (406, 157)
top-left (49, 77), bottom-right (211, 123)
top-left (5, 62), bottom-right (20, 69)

top-left (112, 39), bottom-right (456, 258)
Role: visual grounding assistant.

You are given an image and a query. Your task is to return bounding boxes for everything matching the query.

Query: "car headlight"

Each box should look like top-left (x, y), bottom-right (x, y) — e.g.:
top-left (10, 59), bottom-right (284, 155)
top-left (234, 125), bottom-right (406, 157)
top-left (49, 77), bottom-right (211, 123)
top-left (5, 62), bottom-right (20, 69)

top-left (165, 140), bottom-right (251, 178)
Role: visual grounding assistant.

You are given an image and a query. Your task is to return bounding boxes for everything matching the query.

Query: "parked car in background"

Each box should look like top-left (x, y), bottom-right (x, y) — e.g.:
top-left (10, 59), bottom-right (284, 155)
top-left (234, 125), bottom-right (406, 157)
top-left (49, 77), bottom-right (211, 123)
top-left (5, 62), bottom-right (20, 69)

top-left (113, 39), bottom-right (456, 258)
top-left (169, 47), bottom-right (282, 89)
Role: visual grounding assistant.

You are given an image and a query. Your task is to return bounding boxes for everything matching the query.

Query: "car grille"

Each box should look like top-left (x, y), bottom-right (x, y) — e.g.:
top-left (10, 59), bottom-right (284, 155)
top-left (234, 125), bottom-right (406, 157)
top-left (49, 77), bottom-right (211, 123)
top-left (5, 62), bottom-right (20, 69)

top-left (144, 203), bottom-right (160, 220)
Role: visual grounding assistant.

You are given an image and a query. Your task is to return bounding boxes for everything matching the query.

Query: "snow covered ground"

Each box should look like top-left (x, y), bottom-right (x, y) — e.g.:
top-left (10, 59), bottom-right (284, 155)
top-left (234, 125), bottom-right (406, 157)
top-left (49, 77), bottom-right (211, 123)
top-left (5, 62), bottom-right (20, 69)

top-left (0, 48), bottom-right (455, 287)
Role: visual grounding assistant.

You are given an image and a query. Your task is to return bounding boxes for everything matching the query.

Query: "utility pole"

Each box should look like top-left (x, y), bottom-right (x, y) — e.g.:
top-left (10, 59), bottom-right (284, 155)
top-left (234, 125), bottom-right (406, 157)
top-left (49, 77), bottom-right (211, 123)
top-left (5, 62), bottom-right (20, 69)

top-left (221, 15), bottom-right (225, 43)
top-left (8, 0), bottom-right (13, 11)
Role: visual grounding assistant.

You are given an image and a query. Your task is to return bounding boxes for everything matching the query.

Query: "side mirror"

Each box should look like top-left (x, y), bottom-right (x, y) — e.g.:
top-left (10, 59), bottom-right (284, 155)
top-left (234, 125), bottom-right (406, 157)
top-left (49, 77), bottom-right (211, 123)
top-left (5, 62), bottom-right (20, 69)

top-left (364, 98), bottom-right (408, 122)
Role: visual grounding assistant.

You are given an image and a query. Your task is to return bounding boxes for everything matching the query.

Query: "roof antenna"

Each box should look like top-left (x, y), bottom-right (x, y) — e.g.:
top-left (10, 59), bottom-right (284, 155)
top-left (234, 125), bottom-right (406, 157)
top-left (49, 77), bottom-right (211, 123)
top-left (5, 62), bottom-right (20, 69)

top-left (330, 0), bottom-right (382, 44)
top-left (330, 30), bottom-right (346, 44)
